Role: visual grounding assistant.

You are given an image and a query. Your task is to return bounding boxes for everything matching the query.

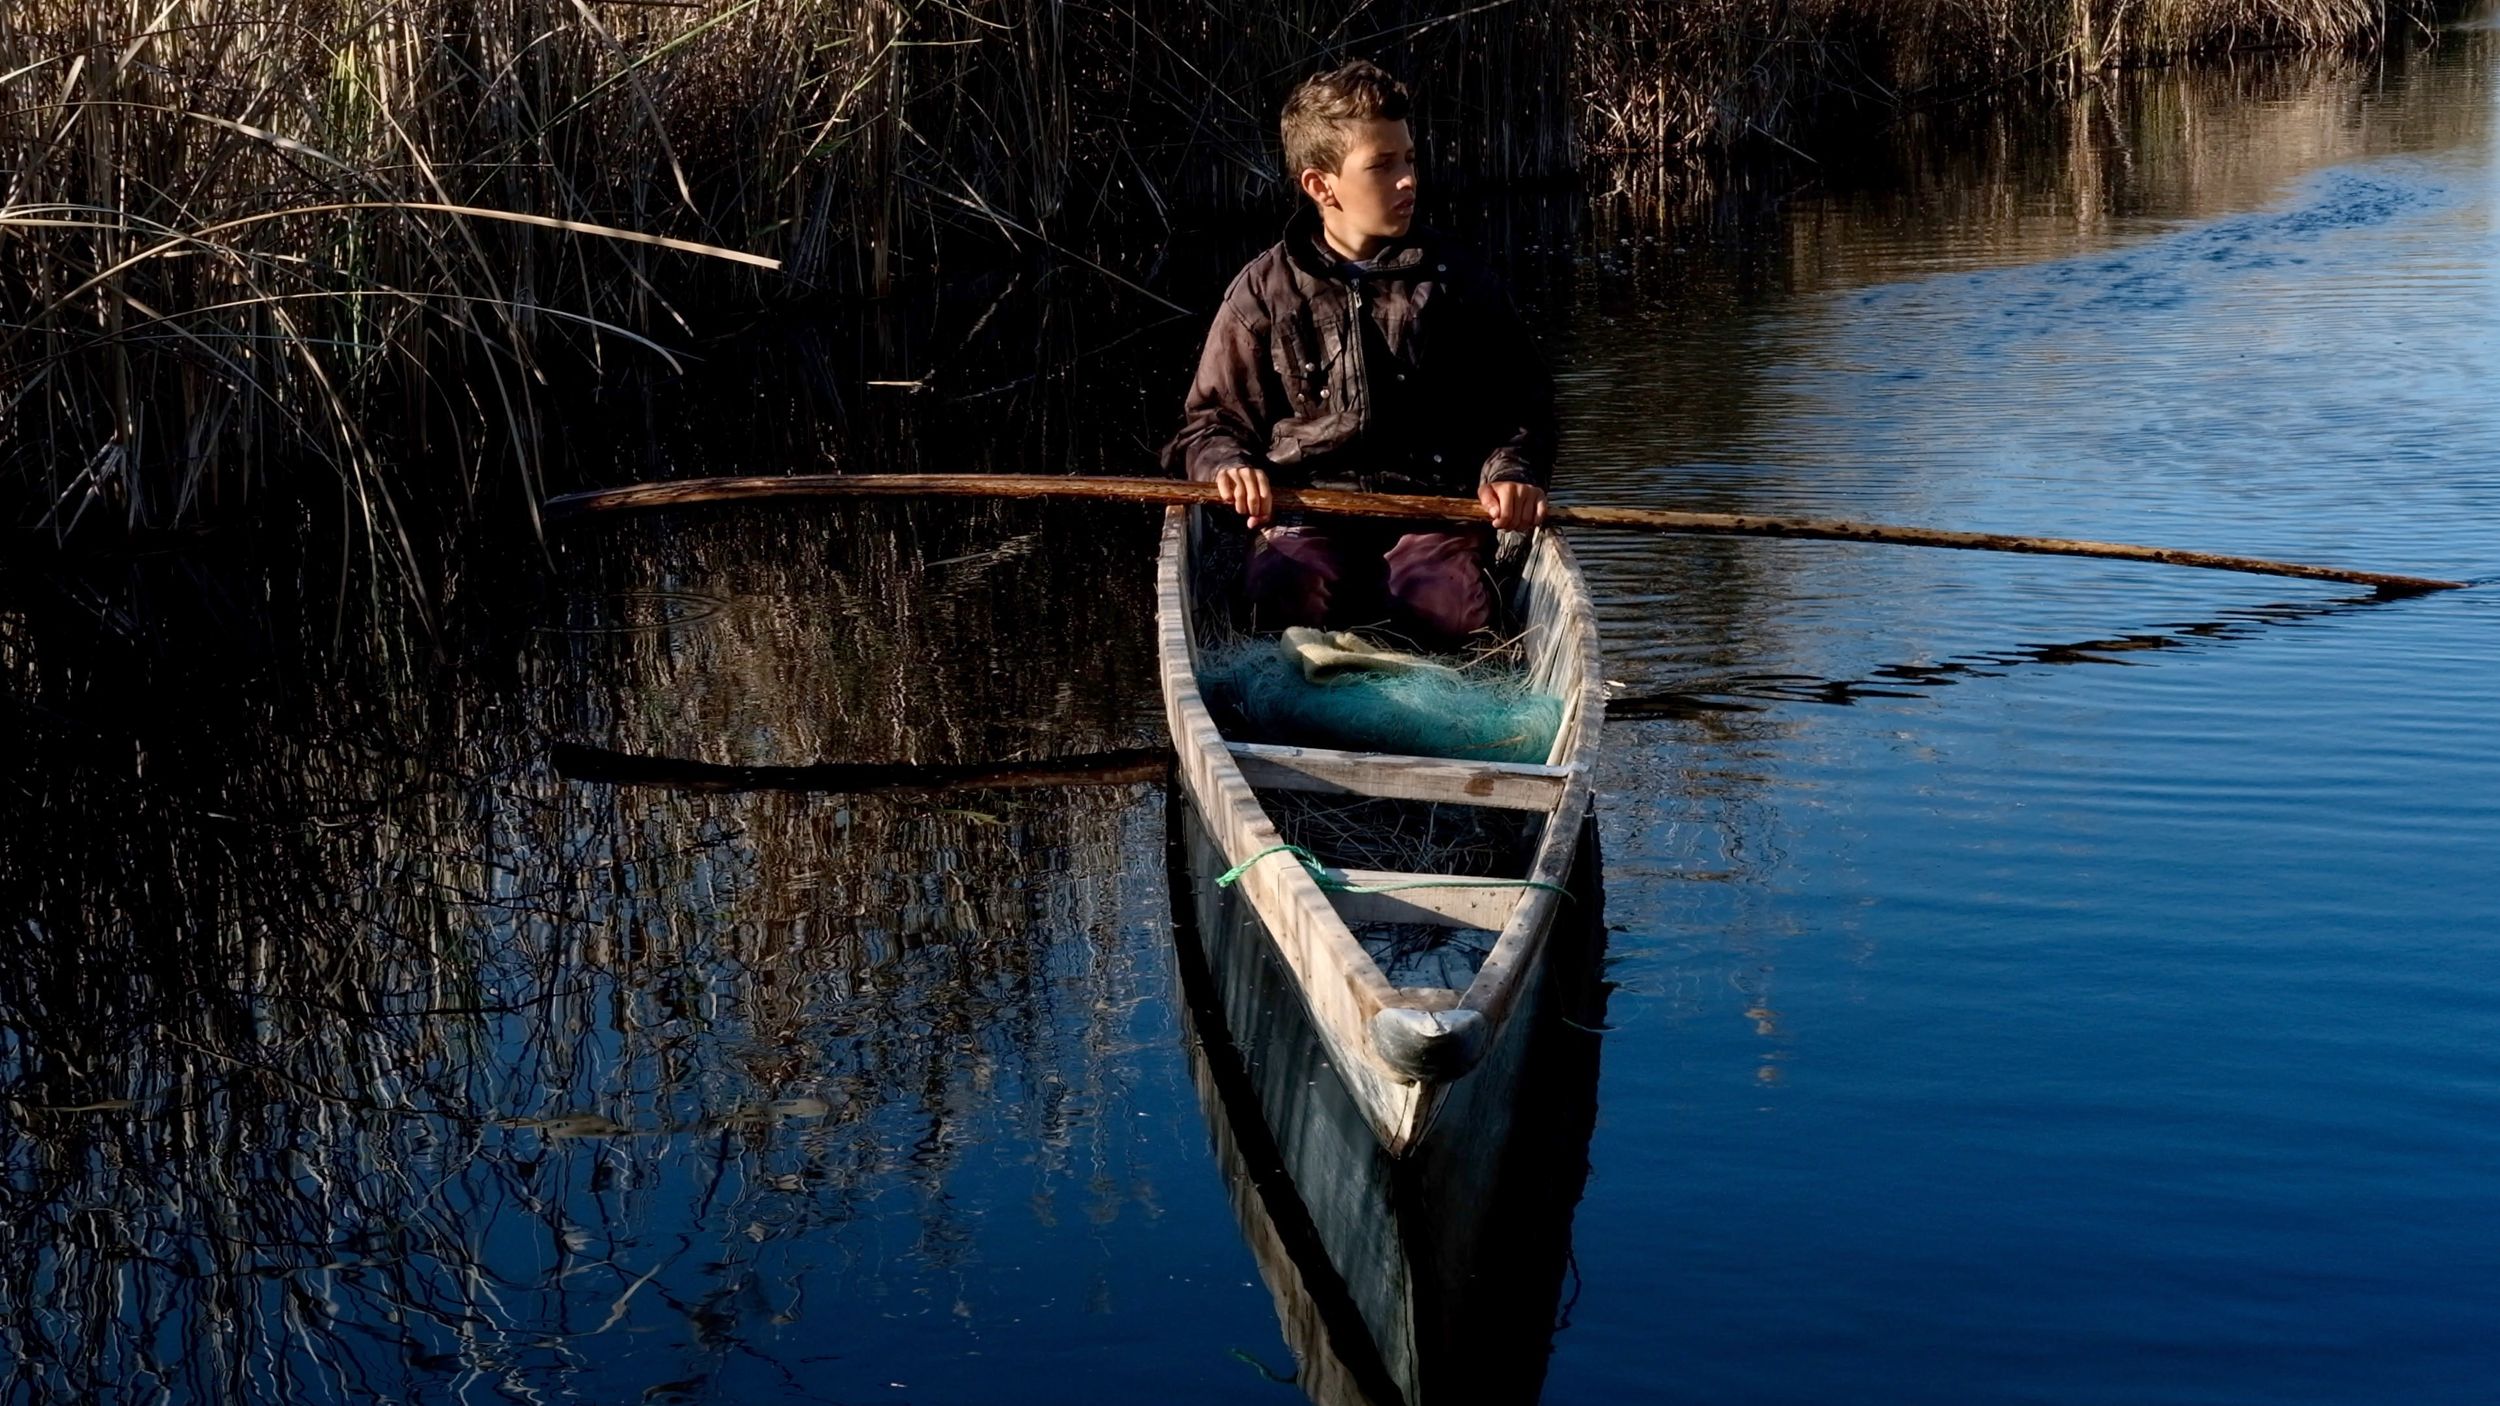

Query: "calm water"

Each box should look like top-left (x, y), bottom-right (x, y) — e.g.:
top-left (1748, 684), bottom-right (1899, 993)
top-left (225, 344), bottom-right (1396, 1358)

top-left (6, 21), bottom-right (2500, 1406)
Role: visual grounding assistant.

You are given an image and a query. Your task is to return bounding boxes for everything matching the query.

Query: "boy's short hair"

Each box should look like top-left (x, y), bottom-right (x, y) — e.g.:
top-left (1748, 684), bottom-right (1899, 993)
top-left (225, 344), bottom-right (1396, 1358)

top-left (1280, 60), bottom-right (1412, 179)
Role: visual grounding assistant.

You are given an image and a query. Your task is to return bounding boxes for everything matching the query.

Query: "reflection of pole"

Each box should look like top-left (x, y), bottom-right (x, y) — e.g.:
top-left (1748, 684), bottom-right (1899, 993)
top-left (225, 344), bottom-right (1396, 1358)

top-left (542, 474), bottom-right (2469, 595)
top-left (1608, 580), bottom-right (2437, 717)
top-left (550, 741), bottom-right (1168, 795)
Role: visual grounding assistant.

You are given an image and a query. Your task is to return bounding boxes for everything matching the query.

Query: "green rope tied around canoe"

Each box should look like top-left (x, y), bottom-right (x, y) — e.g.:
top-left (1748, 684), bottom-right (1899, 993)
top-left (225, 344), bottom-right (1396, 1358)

top-left (1214, 843), bottom-right (1572, 900)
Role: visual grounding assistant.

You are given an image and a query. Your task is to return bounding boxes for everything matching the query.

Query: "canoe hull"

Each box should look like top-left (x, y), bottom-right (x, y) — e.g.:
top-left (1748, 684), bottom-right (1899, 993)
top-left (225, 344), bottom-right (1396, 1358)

top-left (1171, 791), bottom-right (1610, 1403)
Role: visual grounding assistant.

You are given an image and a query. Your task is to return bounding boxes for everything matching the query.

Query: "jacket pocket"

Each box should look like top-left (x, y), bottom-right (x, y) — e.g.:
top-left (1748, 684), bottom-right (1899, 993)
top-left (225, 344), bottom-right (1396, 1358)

top-left (1273, 309), bottom-right (1343, 417)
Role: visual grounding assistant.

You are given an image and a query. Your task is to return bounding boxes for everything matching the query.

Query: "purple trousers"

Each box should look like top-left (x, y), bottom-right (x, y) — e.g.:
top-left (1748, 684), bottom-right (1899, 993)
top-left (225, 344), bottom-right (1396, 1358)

top-left (1243, 519), bottom-right (1495, 649)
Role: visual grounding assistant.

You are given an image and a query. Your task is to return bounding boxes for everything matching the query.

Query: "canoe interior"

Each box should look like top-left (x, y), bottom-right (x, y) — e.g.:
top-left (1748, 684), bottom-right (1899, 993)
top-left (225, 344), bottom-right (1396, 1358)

top-left (1181, 512), bottom-right (1589, 766)
top-left (1170, 792), bottom-right (1610, 1406)
top-left (1176, 506), bottom-right (1595, 943)
top-left (1159, 504), bottom-right (1603, 1153)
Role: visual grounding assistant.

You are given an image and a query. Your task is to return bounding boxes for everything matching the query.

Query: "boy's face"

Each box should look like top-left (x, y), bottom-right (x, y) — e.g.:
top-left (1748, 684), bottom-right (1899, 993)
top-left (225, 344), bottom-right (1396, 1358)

top-left (1303, 118), bottom-right (1417, 250)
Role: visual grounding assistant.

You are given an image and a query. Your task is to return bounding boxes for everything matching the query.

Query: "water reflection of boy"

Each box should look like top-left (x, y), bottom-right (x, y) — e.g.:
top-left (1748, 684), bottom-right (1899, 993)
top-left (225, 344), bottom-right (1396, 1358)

top-left (1163, 60), bottom-right (1555, 649)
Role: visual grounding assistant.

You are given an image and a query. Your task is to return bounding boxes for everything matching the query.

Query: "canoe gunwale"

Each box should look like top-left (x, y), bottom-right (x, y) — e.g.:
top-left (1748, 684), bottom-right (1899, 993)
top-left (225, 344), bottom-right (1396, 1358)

top-left (1158, 508), bottom-right (1423, 1150)
top-left (1454, 529), bottom-right (1603, 1034)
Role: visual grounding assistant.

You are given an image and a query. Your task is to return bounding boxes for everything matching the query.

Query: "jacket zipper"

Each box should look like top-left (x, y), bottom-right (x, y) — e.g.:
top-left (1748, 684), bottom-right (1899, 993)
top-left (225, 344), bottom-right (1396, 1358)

top-left (1346, 280), bottom-right (1372, 491)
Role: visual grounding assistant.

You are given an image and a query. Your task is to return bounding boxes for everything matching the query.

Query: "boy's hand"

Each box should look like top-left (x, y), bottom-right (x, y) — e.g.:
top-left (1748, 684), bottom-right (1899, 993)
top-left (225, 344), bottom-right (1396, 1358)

top-left (1215, 465), bottom-right (1273, 529)
top-left (1480, 481), bottom-right (1546, 533)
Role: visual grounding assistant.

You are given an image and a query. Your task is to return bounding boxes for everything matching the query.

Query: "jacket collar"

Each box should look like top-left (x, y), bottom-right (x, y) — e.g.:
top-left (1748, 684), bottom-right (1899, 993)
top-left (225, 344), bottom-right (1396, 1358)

top-left (1282, 202), bottom-right (1433, 281)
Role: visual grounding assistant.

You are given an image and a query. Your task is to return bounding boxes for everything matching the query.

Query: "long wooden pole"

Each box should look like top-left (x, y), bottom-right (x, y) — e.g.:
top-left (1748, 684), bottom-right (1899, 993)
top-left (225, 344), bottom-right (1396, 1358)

top-left (541, 473), bottom-right (2469, 594)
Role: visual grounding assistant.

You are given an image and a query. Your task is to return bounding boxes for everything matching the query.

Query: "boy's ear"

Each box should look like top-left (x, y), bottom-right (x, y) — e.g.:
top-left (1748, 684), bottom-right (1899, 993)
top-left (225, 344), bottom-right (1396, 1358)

top-left (1297, 166), bottom-right (1338, 208)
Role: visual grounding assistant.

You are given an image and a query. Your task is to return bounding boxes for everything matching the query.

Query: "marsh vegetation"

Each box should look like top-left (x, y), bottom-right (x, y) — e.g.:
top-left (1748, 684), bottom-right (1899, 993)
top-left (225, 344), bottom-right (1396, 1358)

top-left (0, 0), bottom-right (2439, 555)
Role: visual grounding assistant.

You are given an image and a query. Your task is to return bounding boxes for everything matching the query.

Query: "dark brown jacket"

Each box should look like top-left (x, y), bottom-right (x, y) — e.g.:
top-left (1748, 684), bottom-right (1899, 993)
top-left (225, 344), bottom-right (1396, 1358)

top-left (1164, 207), bottom-right (1554, 496)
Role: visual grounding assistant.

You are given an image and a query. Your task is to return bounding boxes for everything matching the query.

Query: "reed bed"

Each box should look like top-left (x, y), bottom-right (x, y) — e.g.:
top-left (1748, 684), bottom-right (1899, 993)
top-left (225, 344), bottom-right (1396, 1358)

top-left (0, 0), bottom-right (2427, 548)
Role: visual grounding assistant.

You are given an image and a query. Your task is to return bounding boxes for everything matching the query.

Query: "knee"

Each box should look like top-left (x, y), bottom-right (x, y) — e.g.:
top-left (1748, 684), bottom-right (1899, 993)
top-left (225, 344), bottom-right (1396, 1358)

top-left (1383, 531), bottom-right (1492, 646)
top-left (1244, 528), bottom-right (1337, 631)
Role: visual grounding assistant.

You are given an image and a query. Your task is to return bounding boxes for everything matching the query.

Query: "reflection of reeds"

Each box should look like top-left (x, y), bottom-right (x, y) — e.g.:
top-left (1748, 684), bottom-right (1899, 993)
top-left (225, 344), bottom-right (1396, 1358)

top-left (1, 0), bottom-right (2413, 541)
top-left (548, 499), bottom-right (1160, 766)
top-left (0, 503), bottom-right (1171, 1399)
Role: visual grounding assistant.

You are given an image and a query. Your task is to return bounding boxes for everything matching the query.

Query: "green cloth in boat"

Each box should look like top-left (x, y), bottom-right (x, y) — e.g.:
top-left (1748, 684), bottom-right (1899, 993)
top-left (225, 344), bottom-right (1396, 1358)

top-left (1199, 629), bottom-right (1562, 765)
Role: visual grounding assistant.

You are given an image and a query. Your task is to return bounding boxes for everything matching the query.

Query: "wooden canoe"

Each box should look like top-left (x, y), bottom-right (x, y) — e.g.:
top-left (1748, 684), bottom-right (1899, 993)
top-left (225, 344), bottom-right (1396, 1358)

top-left (1155, 506), bottom-right (1605, 1156)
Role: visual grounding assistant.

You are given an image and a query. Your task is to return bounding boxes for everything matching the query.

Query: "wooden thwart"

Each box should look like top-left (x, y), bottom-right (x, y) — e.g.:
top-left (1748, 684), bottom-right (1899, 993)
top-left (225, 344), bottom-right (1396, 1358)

top-left (1329, 872), bottom-right (1516, 930)
top-left (1228, 741), bottom-right (1570, 811)
top-left (539, 472), bottom-right (2469, 594)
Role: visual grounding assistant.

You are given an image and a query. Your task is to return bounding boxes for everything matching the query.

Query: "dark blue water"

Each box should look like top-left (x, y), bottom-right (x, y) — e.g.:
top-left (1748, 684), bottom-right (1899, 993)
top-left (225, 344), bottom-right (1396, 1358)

top-left (5, 23), bottom-right (2499, 1406)
top-left (1558, 33), bottom-right (2500, 1403)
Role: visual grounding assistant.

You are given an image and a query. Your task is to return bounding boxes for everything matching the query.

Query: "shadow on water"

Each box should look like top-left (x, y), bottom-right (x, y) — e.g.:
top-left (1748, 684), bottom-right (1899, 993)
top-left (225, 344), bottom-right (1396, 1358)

top-left (1167, 794), bottom-right (1611, 1406)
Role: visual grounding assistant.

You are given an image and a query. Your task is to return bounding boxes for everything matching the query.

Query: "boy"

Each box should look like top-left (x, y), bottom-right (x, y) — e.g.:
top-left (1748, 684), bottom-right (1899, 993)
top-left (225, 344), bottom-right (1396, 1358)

top-left (1164, 60), bottom-right (1555, 648)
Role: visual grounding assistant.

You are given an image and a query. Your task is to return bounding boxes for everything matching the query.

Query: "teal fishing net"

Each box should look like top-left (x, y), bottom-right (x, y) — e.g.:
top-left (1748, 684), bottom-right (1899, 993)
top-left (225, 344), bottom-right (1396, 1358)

top-left (1198, 633), bottom-right (1562, 765)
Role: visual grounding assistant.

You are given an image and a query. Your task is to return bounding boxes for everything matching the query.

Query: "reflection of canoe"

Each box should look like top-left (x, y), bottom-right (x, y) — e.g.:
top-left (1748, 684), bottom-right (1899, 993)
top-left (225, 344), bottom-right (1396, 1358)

top-left (1155, 506), bottom-right (1605, 1155)
top-left (1170, 793), bottom-right (1609, 1406)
